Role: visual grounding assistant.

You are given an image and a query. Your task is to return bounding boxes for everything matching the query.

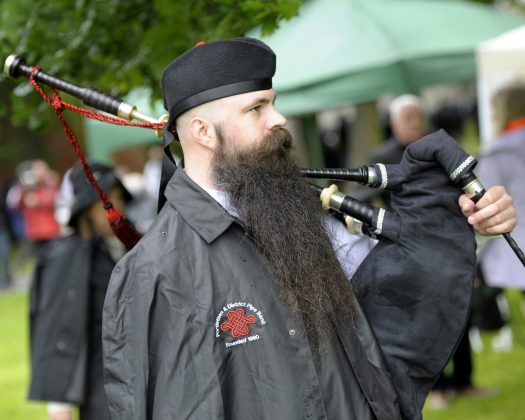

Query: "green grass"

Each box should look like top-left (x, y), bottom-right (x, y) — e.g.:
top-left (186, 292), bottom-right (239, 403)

top-left (423, 289), bottom-right (525, 420)
top-left (0, 292), bottom-right (47, 419)
top-left (1, 289), bottom-right (524, 419)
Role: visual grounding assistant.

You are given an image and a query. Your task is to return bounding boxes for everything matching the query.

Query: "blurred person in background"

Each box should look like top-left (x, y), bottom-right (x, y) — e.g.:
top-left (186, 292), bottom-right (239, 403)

top-left (370, 94), bottom-right (427, 165)
top-left (475, 80), bottom-right (525, 347)
top-left (430, 101), bottom-right (471, 141)
top-left (142, 143), bottom-right (164, 203)
top-left (117, 169), bottom-right (155, 234)
top-left (5, 175), bottom-right (27, 246)
top-left (357, 94), bottom-right (428, 208)
top-left (7, 159), bottom-right (60, 257)
top-left (54, 167), bottom-right (74, 231)
top-left (143, 143), bottom-right (181, 204)
top-left (28, 161), bottom-right (131, 420)
top-left (0, 179), bottom-right (13, 290)
top-left (132, 143), bottom-right (181, 232)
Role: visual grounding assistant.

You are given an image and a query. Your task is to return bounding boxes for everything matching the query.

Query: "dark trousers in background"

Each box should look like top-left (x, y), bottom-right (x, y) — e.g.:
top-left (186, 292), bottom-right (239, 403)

top-left (433, 326), bottom-right (472, 391)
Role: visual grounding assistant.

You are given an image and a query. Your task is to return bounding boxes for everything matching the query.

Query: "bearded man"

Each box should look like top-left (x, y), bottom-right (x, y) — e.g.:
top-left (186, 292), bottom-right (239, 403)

top-left (102, 38), bottom-right (516, 420)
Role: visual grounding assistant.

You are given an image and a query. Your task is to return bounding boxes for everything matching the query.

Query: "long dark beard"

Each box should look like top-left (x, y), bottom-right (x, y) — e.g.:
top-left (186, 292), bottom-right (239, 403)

top-left (211, 127), bottom-right (355, 350)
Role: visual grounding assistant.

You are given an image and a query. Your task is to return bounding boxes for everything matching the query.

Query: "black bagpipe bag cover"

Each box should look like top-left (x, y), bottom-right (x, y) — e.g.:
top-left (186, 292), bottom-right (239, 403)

top-left (351, 129), bottom-right (477, 419)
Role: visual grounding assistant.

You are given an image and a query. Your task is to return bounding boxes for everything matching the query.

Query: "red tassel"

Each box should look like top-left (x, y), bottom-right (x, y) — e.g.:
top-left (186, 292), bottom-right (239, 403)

top-left (104, 204), bottom-right (142, 250)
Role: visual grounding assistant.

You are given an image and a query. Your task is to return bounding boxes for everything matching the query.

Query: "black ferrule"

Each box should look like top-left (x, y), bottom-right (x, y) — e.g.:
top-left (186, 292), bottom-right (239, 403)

top-left (7, 56), bottom-right (123, 116)
top-left (37, 71), bottom-right (86, 97)
top-left (80, 88), bottom-right (122, 115)
top-left (300, 166), bottom-right (369, 184)
top-left (339, 195), bottom-right (374, 225)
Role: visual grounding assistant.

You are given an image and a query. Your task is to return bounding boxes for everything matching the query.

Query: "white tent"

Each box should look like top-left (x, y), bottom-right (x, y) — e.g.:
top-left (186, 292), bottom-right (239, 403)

top-left (477, 25), bottom-right (525, 146)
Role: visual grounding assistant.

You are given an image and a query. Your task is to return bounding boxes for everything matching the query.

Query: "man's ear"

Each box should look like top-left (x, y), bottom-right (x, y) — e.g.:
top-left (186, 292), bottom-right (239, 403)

top-left (188, 117), bottom-right (218, 150)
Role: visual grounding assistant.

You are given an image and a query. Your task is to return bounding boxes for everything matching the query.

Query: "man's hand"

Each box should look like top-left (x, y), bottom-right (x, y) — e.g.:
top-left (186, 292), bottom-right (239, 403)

top-left (47, 403), bottom-right (74, 420)
top-left (459, 186), bottom-right (516, 236)
top-left (49, 410), bottom-right (73, 420)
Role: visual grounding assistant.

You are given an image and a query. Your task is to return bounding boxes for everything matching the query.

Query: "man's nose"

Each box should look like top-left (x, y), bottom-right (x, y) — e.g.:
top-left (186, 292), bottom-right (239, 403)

top-left (268, 107), bottom-right (287, 130)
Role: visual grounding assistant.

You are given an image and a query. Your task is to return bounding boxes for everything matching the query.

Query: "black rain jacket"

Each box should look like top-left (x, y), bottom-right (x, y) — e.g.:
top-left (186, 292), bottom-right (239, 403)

top-left (29, 235), bottom-right (113, 420)
top-left (103, 131), bottom-right (476, 420)
top-left (102, 168), bottom-right (402, 420)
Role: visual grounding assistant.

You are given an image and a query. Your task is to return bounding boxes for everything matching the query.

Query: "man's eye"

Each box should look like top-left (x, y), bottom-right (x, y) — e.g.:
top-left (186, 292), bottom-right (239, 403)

top-left (249, 106), bottom-right (260, 113)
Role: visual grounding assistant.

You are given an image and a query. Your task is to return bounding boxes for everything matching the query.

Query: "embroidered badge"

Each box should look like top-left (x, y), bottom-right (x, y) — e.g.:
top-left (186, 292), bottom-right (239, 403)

top-left (221, 308), bottom-right (256, 338)
top-left (215, 302), bottom-right (266, 348)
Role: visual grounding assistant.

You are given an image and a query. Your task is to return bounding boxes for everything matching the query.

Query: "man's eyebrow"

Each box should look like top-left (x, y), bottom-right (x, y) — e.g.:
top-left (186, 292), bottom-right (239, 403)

top-left (245, 94), bottom-right (277, 109)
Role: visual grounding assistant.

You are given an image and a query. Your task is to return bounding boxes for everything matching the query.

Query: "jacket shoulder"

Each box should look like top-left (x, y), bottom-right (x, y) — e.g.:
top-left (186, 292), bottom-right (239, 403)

top-left (107, 203), bottom-right (194, 297)
top-left (124, 200), bottom-right (201, 264)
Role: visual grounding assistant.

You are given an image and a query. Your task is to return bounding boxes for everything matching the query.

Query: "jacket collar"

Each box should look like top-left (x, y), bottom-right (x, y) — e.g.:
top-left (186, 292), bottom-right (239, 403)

top-left (164, 165), bottom-right (236, 243)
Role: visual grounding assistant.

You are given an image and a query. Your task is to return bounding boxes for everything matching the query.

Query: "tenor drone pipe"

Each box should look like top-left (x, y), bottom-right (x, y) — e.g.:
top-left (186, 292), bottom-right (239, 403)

top-left (308, 183), bottom-right (392, 240)
top-left (309, 184), bottom-right (374, 225)
top-left (3, 54), bottom-right (160, 124)
top-left (300, 166), bottom-right (382, 187)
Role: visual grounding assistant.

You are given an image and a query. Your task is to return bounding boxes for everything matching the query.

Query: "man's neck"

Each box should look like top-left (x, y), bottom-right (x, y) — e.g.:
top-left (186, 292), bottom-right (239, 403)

top-left (183, 166), bottom-right (214, 189)
top-left (180, 161), bottom-right (237, 215)
top-left (182, 153), bottom-right (217, 190)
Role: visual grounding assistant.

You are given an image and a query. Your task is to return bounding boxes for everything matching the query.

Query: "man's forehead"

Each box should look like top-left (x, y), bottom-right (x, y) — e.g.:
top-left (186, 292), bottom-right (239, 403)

top-left (396, 104), bottom-right (424, 119)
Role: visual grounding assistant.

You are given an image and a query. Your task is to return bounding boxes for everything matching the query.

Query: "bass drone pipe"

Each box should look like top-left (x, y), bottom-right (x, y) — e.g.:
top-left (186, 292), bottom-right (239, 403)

top-left (4, 54), bottom-right (167, 136)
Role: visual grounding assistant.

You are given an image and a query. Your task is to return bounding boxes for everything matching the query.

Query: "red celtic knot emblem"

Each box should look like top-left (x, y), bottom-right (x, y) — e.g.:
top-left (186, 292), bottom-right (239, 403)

top-left (220, 308), bottom-right (256, 338)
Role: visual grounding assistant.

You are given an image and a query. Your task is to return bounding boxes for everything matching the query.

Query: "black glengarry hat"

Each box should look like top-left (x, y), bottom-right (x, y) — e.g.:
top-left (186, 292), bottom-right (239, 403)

top-left (161, 37), bottom-right (276, 125)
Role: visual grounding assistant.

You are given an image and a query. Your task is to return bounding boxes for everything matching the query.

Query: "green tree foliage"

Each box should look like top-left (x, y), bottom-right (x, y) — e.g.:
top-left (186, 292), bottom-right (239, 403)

top-left (471, 0), bottom-right (525, 13)
top-left (0, 0), bottom-right (302, 128)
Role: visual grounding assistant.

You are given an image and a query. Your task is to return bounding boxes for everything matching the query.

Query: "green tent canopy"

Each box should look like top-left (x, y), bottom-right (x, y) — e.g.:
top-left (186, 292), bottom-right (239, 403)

top-left (256, 0), bottom-right (525, 115)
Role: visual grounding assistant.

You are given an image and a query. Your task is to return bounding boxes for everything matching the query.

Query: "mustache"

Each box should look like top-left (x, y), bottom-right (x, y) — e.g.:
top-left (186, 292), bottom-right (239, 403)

top-left (234, 127), bottom-right (292, 161)
top-left (261, 127), bottom-right (292, 155)
top-left (268, 127), bottom-right (292, 148)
